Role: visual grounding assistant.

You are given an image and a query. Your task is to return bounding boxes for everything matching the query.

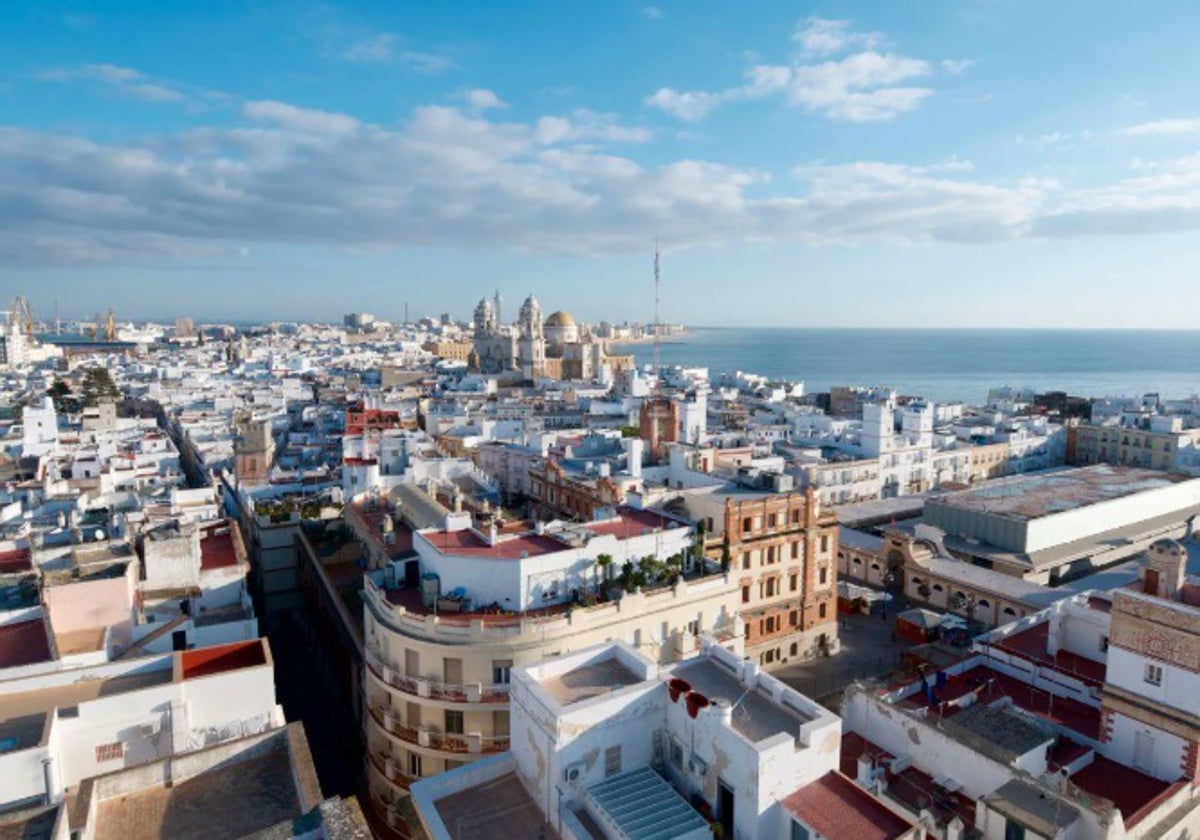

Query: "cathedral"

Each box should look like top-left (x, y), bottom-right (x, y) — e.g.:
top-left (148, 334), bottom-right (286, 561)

top-left (469, 292), bottom-right (634, 381)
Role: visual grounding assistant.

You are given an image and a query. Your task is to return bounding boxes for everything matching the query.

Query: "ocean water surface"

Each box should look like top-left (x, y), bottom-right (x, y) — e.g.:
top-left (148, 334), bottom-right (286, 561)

top-left (614, 329), bottom-right (1200, 405)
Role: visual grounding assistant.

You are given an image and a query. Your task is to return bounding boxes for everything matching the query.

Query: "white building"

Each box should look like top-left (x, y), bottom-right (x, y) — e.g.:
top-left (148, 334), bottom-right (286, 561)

top-left (411, 639), bottom-right (916, 840)
top-left (0, 637), bottom-right (284, 813)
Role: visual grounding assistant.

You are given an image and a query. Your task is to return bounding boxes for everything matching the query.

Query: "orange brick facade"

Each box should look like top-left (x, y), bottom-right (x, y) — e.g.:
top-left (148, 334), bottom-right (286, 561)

top-left (720, 489), bottom-right (839, 667)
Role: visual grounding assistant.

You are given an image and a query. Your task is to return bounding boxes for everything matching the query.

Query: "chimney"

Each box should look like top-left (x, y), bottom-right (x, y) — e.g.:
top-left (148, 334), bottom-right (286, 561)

top-left (856, 754), bottom-right (874, 787)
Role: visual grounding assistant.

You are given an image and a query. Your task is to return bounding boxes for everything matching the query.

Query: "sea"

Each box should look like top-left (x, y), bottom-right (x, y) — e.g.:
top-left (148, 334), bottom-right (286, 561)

top-left (613, 328), bottom-right (1200, 405)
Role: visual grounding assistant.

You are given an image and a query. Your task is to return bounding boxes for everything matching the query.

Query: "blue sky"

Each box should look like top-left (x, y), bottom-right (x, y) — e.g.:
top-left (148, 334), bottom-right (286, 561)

top-left (3, 1), bottom-right (1200, 327)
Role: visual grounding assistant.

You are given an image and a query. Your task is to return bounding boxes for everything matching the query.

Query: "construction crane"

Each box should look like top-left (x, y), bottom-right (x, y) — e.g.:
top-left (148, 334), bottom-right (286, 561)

top-left (10, 296), bottom-right (34, 336)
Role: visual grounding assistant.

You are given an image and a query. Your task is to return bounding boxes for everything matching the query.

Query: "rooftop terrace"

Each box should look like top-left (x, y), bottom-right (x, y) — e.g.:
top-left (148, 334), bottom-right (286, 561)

top-left (432, 771), bottom-right (558, 840)
top-left (672, 655), bottom-right (814, 745)
top-left (540, 656), bottom-right (642, 706)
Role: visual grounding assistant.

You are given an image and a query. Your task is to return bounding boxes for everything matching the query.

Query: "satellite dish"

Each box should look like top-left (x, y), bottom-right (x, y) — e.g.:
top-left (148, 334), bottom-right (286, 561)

top-left (94, 529), bottom-right (105, 541)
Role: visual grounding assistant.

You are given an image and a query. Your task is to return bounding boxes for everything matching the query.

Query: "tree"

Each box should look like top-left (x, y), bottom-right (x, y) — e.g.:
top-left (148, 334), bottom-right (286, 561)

top-left (80, 367), bottom-right (121, 408)
top-left (595, 553), bottom-right (614, 587)
top-left (720, 533), bottom-right (732, 573)
top-left (47, 378), bottom-right (76, 414)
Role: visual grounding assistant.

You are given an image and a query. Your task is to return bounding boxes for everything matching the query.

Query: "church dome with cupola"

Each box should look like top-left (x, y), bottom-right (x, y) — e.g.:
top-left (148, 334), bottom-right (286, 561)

top-left (544, 310), bottom-right (579, 344)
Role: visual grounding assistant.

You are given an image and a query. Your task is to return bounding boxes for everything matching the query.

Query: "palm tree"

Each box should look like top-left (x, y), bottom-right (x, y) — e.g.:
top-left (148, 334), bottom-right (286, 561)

top-left (595, 553), bottom-right (614, 590)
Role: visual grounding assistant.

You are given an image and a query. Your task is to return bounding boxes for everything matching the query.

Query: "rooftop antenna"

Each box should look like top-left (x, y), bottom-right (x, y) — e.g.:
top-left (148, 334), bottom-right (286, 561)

top-left (653, 239), bottom-right (661, 382)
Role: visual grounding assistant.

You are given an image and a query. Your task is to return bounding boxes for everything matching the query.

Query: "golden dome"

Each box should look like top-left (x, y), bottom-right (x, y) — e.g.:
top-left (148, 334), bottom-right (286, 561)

top-left (544, 311), bottom-right (576, 328)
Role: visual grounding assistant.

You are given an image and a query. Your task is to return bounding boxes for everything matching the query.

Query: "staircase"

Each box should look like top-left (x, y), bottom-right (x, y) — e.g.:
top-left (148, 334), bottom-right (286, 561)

top-left (117, 614), bottom-right (190, 660)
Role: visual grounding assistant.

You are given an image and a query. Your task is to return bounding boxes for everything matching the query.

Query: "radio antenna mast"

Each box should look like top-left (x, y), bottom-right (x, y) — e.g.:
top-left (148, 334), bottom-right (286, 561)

top-left (653, 240), bottom-right (661, 379)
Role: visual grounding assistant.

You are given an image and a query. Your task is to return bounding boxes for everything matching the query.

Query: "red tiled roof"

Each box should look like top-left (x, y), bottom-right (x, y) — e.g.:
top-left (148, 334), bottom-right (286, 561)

top-left (0, 618), bottom-right (52, 669)
top-left (784, 772), bottom-right (914, 840)
top-left (0, 548), bottom-right (32, 575)
top-left (200, 529), bottom-right (240, 571)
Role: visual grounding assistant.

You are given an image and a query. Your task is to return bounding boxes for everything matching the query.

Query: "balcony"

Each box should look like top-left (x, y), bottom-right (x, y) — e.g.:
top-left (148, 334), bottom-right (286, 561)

top-left (368, 750), bottom-right (416, 790)
top-left (368, 705), bottom-right (510, 755)
top-left (365, 646), bottom-right (509, 704)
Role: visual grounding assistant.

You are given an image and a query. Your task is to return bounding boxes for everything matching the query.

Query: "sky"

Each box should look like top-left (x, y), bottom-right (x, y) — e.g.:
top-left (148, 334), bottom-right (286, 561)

top-left (3, 1), bottom-right (1200, 328)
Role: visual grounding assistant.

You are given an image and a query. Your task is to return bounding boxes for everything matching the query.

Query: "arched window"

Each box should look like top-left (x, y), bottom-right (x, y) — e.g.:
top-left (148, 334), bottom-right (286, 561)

top-left (1002, 606), bottom-right (1016, 616)
top-left (932, 584), bottom-right (944, 593)
top-left (910, 577), bottom-right (923, 587)
top-left (978, 599), bottom-right (990, 609)
top-left (870, 563), bottom-right (881, 572)
top-left (852, 557), bottom-right (862, 566)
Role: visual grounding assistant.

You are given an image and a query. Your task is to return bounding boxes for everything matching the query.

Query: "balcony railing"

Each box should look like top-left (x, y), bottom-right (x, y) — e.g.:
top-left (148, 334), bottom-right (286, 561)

top-left (368, 706), bottom-right (510, 755)
top-left (365, 647), bottom-right (509, 704)
top-left (368, 750), bottom-right (416, 790)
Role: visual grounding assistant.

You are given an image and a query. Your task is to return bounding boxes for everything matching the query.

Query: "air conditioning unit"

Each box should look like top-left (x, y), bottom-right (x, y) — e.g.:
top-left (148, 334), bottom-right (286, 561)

top-left (382, 666), bottom-right (394, 684)
top-left (689, 755), bottom-right (708, 777)
top-left (418, 728), bottom-right (432, 747)
top-left (564, 763), bottom-right (584, 783)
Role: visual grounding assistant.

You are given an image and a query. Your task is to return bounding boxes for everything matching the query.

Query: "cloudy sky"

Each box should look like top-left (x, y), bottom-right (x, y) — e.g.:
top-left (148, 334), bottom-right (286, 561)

top-left (3, 1), bottom-right (1200, 327)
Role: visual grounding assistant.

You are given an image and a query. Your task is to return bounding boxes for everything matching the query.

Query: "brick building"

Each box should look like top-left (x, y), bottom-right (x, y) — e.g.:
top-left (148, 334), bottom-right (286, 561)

top-left (683, 487), bottom-right (839, 666)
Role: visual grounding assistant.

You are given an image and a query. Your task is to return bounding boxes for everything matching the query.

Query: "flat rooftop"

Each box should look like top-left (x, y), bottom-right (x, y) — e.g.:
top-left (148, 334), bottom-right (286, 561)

top-left (0, 617), bottom-right (51, 669)
top-left (92, 739), bottom-right (300, 840)
top-left (898, 664), bottom-right (1101, 742)
top-left (0, 805), bottom-right (60, 840)
top-left (930, 466), bottom-right (1191, 521)
top-left (432, 771), bottom-right (558, 840)
top-left (199, 528), bottom-right (240, 571)
top-left (539, 657), bottom-right (642, 706)
top-left (0, 668), bottom-right (173, 751)
top-left (672, 657), bottom-right (813, 744)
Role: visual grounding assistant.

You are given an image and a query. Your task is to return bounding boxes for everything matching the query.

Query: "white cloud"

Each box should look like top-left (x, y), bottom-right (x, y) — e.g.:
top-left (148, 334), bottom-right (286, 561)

top-left (647, 18), bottom-right (936, 123)
top-left (342, 33), bottom-right (396, 63)
top-left (643, 6), bottom-right (664, 20)
top-left (4, 99), bottom-right (1200, 268)
top-left (793, 18), bottom-right (881, 58)
top-left (243, 100), bottom-right (360, 135)
top-left (941, 58), bottom-right (975, 76)
top-left (340, 31), bottom-right (456, 73)
top-left (645, 88), bottom-right (725, 121)
top-left (37, 63), bottom-right (189, 104)
top-left (786, 52), bottom-right (932, 121)
top-left (465, 88), bottom-right (507, 110)
top-left (1122, 118), bottom-right (1200, 137)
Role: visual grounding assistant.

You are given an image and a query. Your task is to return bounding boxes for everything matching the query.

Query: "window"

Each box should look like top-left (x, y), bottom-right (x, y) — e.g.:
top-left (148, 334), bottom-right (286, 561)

top-left (1101, 636), bottom-right (1109, 653)
top-left (793, 820), bottom-right (811, 840)
top-left (670, 738), bottom-right (684, 769)
top-left (820, 535), bottom-right (830, 553)
top-left (409, 753), bottom-right (423, 777)
top-left (742, 552), bottom-right (751, 570)
top-left (791, 542), bottom-right (799, 560)
top-left (1145, 663), bottom-right (1163, 686)
top-left (604, 745), bottom-right (622, 778)
top-left (766, 578), bottom-right (777, 597)
top-left (789, 609), bottom-right (798, 626)
top-left (819, 603), bottom-right (827, 619)
top-left (768, 514), bottom-right (777, 528)
top-left (790, 574), bottom-right (798, 592)
top-left (95, 741), bottom-right (124, 763)
top-left (818, 567), bottom-right (827, 585)
top-left (742, 585), bottom-right (751, 604)
top-left (492, 659), bottom-right (513, 684)
top-left (742, 517), bottom-right (752, 532)
top-left (445, 710), bottom-right (464, 734)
